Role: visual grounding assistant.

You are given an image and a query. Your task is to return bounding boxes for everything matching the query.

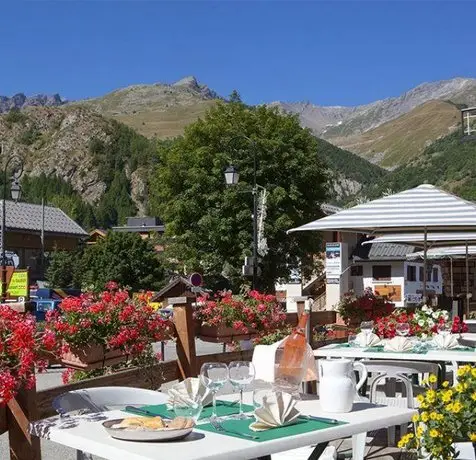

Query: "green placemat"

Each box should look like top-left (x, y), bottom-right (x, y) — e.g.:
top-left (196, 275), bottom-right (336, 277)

top-left (444, 347), bottom-right (475, 352)
top-left (364, 346), bottom-right (427, 354)
top-left (198, 417), bottom-right (346, 442)
top-left (125, 400), bottom-right (254, 420)
top-left (333, 343), bottom-right (351, 348)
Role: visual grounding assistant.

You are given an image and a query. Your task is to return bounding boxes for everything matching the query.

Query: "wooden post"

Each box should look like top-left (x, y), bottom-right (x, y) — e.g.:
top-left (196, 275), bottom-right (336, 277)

top-left (7, 385), bottom-right (41, 460)
top-left (170, 296), bottom-right (197, 380)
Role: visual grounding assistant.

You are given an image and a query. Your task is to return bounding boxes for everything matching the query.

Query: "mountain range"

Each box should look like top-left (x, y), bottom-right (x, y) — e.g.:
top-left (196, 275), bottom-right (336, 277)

top-left (1, 75), bottom-right (476, 228)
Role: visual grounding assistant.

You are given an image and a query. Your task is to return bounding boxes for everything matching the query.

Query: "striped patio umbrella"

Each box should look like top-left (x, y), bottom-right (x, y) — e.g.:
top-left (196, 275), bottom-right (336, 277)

top-left (288, 184), bottom-right (476, 304)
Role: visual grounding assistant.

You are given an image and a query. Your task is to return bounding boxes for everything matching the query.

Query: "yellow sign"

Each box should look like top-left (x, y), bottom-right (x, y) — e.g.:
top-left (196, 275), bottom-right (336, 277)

top-left (8, 271), bottom-right (28, 298)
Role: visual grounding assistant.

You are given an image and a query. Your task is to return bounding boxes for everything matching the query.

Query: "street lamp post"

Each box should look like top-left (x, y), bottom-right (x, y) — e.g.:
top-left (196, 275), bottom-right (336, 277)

top-left (0, 143), bottom-right (23, 303)
top-left (223, 135), bottom-right (260, 290)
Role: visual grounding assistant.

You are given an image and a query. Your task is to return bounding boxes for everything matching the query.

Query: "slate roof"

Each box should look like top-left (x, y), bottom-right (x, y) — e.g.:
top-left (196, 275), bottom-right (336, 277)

top-left (352, 237), bottom-right (415, 261)
top-left (0, 200), bottom-right (87, 236)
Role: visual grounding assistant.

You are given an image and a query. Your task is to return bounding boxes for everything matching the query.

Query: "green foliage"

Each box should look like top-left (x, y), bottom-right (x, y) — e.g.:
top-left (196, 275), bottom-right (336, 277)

top-left (21, 174), bottom-right (97, 230)
top-left (229, 90), bottom-right (242, 103)
top-left (4, 108), bottom-right (27, 126)
top-left (150, 101), bottom-right (328, 291)
top-left (363, 131), bottom-right (476, 201)
top-left (46, 250), bottom-right (82, 288)
top-left (319, 138), bottom-right (386, 191)
top-left (17, 126), bottom-right (41, 145)
top-left (79, 232), bottom-right (165, 291)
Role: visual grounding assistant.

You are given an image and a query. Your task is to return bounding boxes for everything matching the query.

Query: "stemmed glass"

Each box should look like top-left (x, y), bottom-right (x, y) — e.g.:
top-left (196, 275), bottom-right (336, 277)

top-left (229, 361), bottom-right (255, 419)
top-left (396, 323), bottom-right (410, 337)
top-left (360, 321), bottom-right (374, 336)
top-left (200, 362), bottom-right (229, 420)
top-left (348, 333), bottom-right (358, 347)
top-left (437, 323), bottom-right (451, 336)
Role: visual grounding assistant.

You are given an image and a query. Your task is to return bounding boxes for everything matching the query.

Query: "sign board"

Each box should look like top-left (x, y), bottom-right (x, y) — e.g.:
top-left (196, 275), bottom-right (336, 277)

top-left (8, 270), bottom-right (28, 298)
top-left (374, 284), bottom-right (402, 302)
top-left (406, 293), bottom-right (422, 304)
top-left (325, 242), bottom-right (342, 278)
top-left (326, 278), bottom-right (340, 284)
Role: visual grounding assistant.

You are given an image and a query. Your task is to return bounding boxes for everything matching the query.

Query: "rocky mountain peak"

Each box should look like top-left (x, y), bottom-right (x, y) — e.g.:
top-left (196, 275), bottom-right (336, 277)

top-left (0, 92), bottom-right (65, 113)
top-left (172, 76), bottom-right (219, 100)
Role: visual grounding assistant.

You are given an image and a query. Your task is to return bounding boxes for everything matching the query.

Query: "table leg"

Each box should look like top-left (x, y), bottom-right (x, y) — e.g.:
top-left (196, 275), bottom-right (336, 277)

top-left (351, 432), bottom-right (367, 460)
top-left (308, 442), bottom-right (330, 460)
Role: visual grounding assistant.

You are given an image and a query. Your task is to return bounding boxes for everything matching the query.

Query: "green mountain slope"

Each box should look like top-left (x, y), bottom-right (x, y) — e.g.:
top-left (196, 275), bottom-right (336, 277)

top-left (364, 131), bottom-right (476, 201)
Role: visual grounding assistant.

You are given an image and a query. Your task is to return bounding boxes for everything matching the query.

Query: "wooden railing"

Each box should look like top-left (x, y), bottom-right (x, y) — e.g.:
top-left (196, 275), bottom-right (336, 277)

top-left (1, 296), bottom-right (338, 459)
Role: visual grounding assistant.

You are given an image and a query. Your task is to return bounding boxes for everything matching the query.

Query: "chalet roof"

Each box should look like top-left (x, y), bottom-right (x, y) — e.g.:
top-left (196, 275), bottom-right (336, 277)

top-left (0, 200), bottom-right (87, 236)
top-left (353, 238), bottom-right (415, 261)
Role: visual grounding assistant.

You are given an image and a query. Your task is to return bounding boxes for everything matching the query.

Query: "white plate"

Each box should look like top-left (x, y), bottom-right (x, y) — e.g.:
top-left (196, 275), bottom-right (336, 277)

top-left (102, 419), bottom-right (194, 442)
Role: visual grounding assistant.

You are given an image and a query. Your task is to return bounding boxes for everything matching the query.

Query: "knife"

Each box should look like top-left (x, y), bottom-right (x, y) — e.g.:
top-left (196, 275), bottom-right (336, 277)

top-left (300, 415), bottom-right (340, 424)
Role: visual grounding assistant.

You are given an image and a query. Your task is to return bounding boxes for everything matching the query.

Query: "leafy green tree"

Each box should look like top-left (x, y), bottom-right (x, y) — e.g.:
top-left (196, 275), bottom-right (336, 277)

top-left (149, 102), bottom-right (328, 291)
top-left (79, 232), bottom-right (165, 291)
top-left (229, 90), bottom-right (242, 103)
top-left (46, 250), bottom-right (82, 288)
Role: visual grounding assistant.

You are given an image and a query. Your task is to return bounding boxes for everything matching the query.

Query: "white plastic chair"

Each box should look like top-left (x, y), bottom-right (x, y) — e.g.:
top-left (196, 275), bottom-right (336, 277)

top-left (53, 386), bottom-right (168, 460)
top-left (358, 360), bottom-right (439, 446)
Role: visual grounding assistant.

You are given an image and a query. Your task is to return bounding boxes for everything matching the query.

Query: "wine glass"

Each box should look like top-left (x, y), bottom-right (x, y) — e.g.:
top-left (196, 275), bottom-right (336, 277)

top-left (348, 333), bottom-right (358, 347)
top-left (199, 362), bottom-right (229, 419)
top-left (437, 323), bottom-right (451, 336)
top-left (360, 321), bottom-right (374, 336)
top-left (228, 361), bottom-right (255, 419)
top-left (396, 323), bottom-right (410, 337)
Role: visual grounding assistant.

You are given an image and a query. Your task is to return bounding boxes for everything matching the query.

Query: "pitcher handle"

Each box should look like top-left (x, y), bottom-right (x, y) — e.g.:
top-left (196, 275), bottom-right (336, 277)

top-left (353, 362), bottom-right (367, 391)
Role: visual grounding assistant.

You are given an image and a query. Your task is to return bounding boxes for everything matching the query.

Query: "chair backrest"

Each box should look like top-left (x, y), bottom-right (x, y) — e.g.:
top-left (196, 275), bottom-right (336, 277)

top-left (53, 386), bottom-right (168, 415)
top-left (358, 360), bottom-right (439, 409)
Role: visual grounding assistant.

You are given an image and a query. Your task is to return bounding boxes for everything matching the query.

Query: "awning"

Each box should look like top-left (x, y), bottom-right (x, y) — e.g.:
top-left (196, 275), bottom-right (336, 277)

top-left (362, 232), bottom-right (476, 247)
top-left (407, 246), bottom-right (476, 259)
top-left (288, 184), bottom-right (476, 234)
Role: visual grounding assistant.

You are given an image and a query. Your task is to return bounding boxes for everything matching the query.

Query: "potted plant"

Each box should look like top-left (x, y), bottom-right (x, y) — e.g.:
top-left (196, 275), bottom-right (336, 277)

top-left (399, 365), bottom-right (476, 459)
top-left (46, 282), bottom-right (174, 370)
top-left (195, 290), bottom-right (287, 343)
top-left (0, 306), bottom-right (57, 404)
top-left (336, 287), bottom-right (394, 328)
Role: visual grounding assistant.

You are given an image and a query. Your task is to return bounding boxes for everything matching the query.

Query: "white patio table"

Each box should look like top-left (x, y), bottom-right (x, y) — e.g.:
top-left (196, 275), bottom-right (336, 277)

top-left (30, 392), bottom-right (415, 460)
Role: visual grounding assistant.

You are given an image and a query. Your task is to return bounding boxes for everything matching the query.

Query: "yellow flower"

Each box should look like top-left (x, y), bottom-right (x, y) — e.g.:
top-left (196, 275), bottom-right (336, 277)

top-left (446, 403), bottom-right (454, 412)
top-left (442, 381), bottom-right (450, 388)
top-left (472, 392), bottom-right (476, 401)
top-left (436, 413), bottom-right (444, 421)
top-left (455, 383), bottom-right (464, 393)
top-left (412, 414), bottom-right (420, 423)
top-left (428, 374), bottom-right (437, 384)
top-left (407, 433), bottom-right (414, 439)
top-left (429, 412), bottom-right (439, 421)
top-left (421, 412), bottom-right (429, 422)
top-left (429, 429), bottom-right (439, 438)
top-left (457, 367), bottom-right (467, 377)
top-left (397, 439), bottom-right (406, 448)
top-left (416, 426), bottom-right (424, 437)
top-left (470, 433), bottom-right (476, 442)
top-left (442, 390), bottom-right (453, 403)
top-left (416, 394), bottom-right (425, 403)
top-left (471, 368), bottom-right (476, 378)
top-left (451, 401), bottom-right (463, 413)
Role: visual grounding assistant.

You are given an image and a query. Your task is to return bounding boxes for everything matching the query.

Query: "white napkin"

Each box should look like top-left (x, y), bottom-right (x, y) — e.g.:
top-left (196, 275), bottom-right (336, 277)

top-left (250, 392), bottom-right (301, 431)
top-left (433, 334), bottom-right (459, 349)
top-left (355, 332), bottom-right (381, 347)
top-left (252, 339), bottom-right (317, 383)
top-left (167, 377), bottom-right (212, 409)
top-left (384, 336), bottom-right (414, 352)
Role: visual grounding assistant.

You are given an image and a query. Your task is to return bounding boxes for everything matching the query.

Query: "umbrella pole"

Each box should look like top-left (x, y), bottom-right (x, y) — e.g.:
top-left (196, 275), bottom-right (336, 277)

top-left (423, 227), bottom-right (427, 305)
top-left (450, 257), bottom-right (454, 297)
top-left (466, 241), bottom-right (469, 319)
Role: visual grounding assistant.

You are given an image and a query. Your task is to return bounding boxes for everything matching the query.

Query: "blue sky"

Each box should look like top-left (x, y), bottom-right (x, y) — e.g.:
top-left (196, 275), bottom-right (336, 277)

top-left (1, 1), bottom-right (475, 106)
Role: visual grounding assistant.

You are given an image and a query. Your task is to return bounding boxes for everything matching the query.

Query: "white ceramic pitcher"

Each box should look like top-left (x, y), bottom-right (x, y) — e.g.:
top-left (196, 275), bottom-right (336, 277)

top-left (318, 359), bottom-right (367, 413)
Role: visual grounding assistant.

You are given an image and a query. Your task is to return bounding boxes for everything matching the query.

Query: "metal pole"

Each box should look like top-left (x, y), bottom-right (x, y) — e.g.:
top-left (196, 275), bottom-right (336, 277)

top-left (41, 196), bottom-right (45, 273)
top-left (450, 257), bottom-right (454, 297)
top-left (1, 167), bottom-right (7, 303)
top-left (466, 241), bottom-right (469, 319)
top-left (422, 227), bottom-right (427, 305)
top-left (252, 147), bottom-right (258, 291)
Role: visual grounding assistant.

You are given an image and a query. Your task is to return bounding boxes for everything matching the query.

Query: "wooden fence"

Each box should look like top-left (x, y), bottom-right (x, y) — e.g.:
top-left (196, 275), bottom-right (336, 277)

top-left (1, 296), bottom-right (339, 459)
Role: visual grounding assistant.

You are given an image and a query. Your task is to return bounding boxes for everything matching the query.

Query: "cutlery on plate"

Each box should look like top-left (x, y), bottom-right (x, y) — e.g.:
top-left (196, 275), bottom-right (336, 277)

top-left (124, 406), bottom-right (160, 417)
top-left (209, 418), bottom-right (259, 440)
top-left (300, 415), bottom-right (340, 424)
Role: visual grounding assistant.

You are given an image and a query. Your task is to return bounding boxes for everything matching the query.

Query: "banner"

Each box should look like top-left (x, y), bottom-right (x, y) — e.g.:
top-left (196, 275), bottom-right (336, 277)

top-left (325, 242), bottom-right (342, 279)
top-left (8, 271), bottom-right (28, 298)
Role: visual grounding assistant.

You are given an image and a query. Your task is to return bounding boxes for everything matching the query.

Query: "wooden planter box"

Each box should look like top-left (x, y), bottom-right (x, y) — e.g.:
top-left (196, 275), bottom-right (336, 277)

top-left (198, 324), bottom-right (258, 344)
top-left (60, 344), bottom-right (129, 370)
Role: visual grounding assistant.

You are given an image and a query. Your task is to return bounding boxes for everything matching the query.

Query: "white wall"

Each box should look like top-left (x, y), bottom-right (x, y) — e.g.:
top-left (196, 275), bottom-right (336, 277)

top-left (275, 282), bottom-right (302, 312)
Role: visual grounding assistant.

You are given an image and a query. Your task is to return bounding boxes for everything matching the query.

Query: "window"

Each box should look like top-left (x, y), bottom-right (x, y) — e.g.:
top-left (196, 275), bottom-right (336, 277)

top-left (407, 265), bottom-right (417, 282)
top-left (432, 267), bottom-right (439, 282)
top-left (372, 265), bottom-right (391, 281)
top-left (419, 267), bottom-right (424, 282)
top-left (351, 265), bottom-right (363, 276)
